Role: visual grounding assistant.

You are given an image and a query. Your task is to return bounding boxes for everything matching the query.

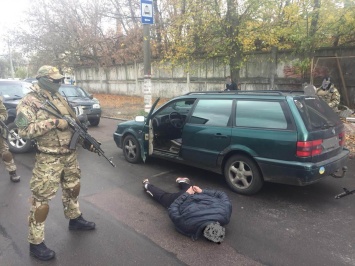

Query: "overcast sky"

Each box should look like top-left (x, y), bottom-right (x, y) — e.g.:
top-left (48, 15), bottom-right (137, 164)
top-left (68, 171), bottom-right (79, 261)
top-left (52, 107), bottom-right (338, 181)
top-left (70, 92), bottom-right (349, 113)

top-left (0, 0), bottom-right (30, 53)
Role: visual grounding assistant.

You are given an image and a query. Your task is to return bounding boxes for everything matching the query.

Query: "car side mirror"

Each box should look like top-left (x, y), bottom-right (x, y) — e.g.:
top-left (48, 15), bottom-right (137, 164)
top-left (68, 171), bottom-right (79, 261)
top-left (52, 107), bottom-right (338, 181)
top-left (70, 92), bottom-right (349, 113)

top-left (89, 94), bottom-right (93, 99)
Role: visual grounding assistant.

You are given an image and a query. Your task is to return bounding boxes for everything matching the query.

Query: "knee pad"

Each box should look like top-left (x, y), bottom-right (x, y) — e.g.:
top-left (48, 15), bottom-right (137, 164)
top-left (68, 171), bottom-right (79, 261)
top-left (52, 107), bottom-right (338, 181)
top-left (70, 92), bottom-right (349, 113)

top-left (71, 183), bottom-right (81, 198)
top-left (2, 151), bottom-right (13, 162)
top-left (34, 204), bottom-right (49, 223)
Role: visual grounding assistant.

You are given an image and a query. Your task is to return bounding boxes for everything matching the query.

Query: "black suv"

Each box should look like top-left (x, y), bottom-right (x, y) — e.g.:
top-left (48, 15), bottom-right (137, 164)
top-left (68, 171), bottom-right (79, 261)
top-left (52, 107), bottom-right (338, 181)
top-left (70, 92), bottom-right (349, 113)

top-left (0, 80), bottom-right (33, 153)
top-left (114, 90), bottom-right (349, 194)
top-left (59, 85), bottom-right (102, 126)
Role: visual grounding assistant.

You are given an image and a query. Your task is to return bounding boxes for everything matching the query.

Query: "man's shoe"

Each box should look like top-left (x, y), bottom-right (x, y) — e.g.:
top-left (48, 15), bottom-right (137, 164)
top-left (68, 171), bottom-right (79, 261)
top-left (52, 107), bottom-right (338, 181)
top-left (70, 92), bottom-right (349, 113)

top-left (176, 177), bottom-right (190, 184)
top-left (69, 214), bottom-right (96, 230)
top-left (9, 171), bottom-right (20, 182)
top-left (30, 242), bottom-right (55, 261)
top-left (142, 179), bottom-right (149, 190)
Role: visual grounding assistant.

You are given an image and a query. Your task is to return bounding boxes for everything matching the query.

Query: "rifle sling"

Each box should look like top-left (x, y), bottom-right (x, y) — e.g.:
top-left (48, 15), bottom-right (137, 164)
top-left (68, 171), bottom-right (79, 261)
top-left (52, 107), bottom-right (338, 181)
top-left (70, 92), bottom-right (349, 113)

top-left (55, 92), bottom-right (82, 125)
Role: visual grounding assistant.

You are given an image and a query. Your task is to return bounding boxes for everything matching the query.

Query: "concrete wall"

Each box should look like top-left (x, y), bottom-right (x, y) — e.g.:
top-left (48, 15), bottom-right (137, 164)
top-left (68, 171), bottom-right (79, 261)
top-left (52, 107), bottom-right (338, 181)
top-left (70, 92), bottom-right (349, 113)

top-left (75, 47), bottom-right (355, 107)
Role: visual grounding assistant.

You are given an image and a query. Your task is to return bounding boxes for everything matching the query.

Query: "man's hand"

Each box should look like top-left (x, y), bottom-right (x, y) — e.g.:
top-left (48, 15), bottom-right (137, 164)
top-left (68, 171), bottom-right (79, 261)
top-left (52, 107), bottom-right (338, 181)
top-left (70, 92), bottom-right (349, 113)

top-left (186, 187), bottom-right (195, 194)
top-left (186, 186), bottom-right (203, 194)
top-left (192, 186), bottom-right (202, 193)
top-left (83, 139), bottom-right (98, 153)
top-left (55, 119), bottom-right (68, 130)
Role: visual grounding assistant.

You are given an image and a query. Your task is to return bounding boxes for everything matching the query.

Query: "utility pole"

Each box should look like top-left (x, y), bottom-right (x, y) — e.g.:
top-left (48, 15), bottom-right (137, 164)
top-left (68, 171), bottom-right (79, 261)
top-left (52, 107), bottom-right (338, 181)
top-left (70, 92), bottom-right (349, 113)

top-left (143, 24), bottom-right (152, 112)
top-left (141, 0), bottom-right (154, 112)
top-left (7, 40), bottom-right (15, 78)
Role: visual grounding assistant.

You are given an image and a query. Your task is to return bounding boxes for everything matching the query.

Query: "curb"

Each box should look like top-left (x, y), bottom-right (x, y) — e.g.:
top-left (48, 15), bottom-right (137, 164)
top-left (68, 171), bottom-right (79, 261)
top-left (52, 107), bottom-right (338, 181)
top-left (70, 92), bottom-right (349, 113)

top-left (102, 115), bottom-right (129, 121)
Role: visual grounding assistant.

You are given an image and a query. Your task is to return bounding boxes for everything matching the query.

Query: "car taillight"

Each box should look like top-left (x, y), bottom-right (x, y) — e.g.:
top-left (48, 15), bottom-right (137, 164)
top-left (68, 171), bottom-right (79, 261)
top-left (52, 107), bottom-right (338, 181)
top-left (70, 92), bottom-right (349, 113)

top-left (339, 131), bottom-right (345, 147)
top-left (296, 139), bottom-right (323, 157)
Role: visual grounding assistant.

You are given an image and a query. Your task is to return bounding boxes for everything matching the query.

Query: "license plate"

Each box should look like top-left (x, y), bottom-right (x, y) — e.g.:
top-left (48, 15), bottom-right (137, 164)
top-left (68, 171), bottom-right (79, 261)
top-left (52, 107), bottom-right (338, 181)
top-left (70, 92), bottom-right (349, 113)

top-left (322, 136), bottom-right (339, 151)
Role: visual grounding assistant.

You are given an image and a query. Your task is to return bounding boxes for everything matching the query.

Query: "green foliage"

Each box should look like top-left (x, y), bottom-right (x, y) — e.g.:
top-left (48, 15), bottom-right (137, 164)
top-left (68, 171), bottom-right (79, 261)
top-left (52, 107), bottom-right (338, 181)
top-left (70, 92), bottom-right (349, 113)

top-left (5, 0), bottom-right (355, 77)
top-left (15, 67), bottom-right (28, 79)
top-left (137, 109), bottom-right (148, 116)
top-left (291, 58), bottom-right (312, 78)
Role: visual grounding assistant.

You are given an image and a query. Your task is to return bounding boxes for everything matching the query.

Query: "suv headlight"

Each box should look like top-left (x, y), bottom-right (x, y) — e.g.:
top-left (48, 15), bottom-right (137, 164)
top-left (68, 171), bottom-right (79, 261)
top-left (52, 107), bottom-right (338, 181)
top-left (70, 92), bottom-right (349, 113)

top-left (92, 103), bottom-right (100, 109)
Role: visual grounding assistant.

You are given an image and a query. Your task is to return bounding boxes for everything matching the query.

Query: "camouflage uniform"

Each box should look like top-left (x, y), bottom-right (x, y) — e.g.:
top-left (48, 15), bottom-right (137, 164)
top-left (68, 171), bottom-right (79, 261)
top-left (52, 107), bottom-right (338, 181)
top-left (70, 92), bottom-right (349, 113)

top-left (16, 81), bottom-right (82, 244)
top-left (0, 98), bottom-right (19, 180)
top-left (316, 83), bottom-right (341, 112)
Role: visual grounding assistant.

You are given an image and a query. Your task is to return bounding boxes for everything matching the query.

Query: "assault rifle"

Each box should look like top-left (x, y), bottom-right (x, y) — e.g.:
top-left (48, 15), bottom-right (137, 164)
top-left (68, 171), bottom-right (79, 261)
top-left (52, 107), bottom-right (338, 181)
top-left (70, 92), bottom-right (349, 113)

top-left (334, 188), bottom-right (355, 199)
top-left (40, 100), bottom-right (116, 167)
top-left (0, 120), bottom-right (17, 139)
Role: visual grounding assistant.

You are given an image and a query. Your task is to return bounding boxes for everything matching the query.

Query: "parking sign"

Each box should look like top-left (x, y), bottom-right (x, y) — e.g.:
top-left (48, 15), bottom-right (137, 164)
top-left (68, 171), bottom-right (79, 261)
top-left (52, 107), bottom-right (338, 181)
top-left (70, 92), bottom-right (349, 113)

top-left (141, 0), bottom-right (154, 25)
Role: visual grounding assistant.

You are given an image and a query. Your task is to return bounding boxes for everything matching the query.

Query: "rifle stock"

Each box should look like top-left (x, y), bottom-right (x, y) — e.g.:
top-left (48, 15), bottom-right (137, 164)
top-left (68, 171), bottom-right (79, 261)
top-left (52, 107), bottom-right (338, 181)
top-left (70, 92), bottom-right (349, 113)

top-left (0, 120), bottom-right (17, 139)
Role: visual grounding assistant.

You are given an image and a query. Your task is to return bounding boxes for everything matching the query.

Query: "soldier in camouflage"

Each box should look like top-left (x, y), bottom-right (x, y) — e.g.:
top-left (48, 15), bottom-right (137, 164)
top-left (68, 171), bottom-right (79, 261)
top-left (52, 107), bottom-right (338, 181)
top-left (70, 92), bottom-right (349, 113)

top-left (0, 98), bottom-right (20, 182)
top-left (15, 65), bottom-right (96, 261)
top-left (316, 77), bottom-right (341, 112)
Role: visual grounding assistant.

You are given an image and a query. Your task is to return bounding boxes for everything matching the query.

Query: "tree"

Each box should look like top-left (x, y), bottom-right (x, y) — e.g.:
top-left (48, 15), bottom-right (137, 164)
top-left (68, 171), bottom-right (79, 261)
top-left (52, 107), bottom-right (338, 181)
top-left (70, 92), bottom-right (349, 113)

top-left (8, 0), bottom-right (355, 80)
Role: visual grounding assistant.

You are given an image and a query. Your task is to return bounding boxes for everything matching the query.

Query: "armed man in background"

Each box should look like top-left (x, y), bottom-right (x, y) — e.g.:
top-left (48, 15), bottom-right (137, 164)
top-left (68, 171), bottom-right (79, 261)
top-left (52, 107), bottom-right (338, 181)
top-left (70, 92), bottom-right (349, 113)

top-left (15, 65), bottom-right (96, 261)
top-left (0, 97), bottom-right (20, 182)
top-left (316, 77), bottom-right (341, 112)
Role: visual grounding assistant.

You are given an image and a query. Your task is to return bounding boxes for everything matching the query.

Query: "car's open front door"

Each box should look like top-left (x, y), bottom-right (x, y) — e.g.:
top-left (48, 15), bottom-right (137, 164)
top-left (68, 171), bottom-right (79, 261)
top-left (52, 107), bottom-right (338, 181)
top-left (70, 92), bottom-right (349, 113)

top-left (140, 98), bottom-right (160, 162)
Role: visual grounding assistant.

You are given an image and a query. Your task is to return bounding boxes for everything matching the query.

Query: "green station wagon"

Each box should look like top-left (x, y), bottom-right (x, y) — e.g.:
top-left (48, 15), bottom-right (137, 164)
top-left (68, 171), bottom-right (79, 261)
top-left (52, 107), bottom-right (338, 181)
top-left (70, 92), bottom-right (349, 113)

top-left (113, 91), bottom-right (349, 194)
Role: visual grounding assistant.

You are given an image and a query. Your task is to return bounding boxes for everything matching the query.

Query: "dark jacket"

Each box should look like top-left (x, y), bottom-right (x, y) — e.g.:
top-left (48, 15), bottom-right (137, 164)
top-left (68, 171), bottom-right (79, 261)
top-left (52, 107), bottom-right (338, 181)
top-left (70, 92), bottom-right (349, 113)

top-left (168, 189), bottom-right (232, 240)
top-left (225, 81), bottom-right (238, 91)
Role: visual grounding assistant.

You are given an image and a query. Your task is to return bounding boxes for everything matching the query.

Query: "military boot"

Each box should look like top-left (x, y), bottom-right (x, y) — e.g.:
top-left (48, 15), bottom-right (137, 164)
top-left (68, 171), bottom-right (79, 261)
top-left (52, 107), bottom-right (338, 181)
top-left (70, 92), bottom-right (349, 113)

top-left (69, 214), bottom-right (96, 230)
top-left (9, 171), bottom-right (20, 183)
top-left (30, 242), bottom-right (55, 261)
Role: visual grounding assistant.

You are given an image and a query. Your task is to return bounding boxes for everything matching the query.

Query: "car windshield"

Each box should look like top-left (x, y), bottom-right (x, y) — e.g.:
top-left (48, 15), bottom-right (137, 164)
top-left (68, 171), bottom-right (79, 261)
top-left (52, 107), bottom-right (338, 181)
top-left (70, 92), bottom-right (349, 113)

top-left (59, 86), bottom-right (88, 98)
top-left (0, 81), bottom-right (31, 100)
top-left (294, 96), bottom-right (342, 131)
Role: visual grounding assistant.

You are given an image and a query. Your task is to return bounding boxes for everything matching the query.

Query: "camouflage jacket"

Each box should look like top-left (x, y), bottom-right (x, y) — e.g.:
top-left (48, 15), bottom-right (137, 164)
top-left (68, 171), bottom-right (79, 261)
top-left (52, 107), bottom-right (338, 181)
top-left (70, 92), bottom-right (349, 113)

top-left (0, 98), bottom-right (7, 122)
top-left (15, 84), bottom-right (74, 154)
top-left (316, 84), bottom-right (341, 111)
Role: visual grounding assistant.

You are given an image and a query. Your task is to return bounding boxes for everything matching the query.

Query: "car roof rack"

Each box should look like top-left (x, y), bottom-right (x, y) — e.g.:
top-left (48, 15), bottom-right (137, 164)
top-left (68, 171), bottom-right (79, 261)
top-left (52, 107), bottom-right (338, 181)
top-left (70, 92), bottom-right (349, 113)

top-left (185, 90), bottom-right (304, 96)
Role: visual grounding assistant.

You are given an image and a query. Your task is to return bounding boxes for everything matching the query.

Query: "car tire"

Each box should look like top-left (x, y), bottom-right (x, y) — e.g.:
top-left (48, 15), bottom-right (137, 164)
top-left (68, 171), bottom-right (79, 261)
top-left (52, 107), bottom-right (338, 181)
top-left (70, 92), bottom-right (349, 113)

top-left (7, 122), bottom-right (32, 153)
top-left (89, 118), bottom-right (100, 126)
top-left (224, 155), bottom-right (263, 195)
top-left (122, 135), bottom-right (142, 163)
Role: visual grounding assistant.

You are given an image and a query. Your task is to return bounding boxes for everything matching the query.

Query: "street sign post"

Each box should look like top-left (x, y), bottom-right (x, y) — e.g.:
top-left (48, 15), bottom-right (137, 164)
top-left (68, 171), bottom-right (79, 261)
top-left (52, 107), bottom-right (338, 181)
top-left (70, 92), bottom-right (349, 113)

top-left (141, 0), bottom-right (153, 112)
top-left (141, 0), bottom-right (154, 25)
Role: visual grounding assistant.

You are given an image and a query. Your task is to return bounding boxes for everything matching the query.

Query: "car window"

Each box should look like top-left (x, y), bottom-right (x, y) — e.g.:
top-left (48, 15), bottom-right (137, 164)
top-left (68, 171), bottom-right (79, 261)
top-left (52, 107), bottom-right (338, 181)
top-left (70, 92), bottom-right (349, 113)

top-left (294, 96), bottom-right (342, 131)
top-left (236, 100), bottom-right (288, 129)
top-left (0, 82), bottom-right (30, 99)
top-left (59, 86), bottom-right (88, 97)
top-left (188, 99), bottom-right (233, 127)
top-left (154, 99), bottom-right (195, 116)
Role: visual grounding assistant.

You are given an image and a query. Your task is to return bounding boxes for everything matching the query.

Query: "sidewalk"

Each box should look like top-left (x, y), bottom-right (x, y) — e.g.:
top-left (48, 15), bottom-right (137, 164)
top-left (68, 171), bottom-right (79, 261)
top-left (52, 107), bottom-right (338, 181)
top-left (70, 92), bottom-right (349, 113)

top-left (95, 93), bottom-right (169, 121)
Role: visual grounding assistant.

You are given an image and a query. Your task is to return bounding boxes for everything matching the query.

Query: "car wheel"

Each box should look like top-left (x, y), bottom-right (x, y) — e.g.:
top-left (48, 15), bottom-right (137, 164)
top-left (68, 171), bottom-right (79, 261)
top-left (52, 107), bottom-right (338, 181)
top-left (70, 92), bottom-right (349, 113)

top-left (89, 118), bottom-right (100, 126)
top-left (7, 122), bottom-right (33, 153)
top-left (224, 155), bottom-right (263, 195)
top-left (123, 135), bottom-right (142, 163)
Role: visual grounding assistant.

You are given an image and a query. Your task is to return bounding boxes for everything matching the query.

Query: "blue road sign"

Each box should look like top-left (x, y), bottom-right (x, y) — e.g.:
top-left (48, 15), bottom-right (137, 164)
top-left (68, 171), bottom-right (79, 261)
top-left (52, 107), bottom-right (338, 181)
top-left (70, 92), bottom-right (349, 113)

top-left (141, 0), bottom-right (154, 25)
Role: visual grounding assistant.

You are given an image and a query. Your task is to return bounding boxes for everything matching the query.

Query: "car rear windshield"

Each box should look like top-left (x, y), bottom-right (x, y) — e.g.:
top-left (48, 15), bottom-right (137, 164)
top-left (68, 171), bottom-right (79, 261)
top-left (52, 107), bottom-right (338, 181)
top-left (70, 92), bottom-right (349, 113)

top-left (293, 96), bottom-right (342, 131)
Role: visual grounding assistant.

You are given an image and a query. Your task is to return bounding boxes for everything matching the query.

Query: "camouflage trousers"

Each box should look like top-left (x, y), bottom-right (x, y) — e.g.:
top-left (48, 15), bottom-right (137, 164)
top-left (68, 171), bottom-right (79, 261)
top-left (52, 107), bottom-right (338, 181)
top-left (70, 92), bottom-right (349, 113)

top-left (28, 151), bottom-right (81, 244)
top-left (0, 137), bottom-right (16, 172)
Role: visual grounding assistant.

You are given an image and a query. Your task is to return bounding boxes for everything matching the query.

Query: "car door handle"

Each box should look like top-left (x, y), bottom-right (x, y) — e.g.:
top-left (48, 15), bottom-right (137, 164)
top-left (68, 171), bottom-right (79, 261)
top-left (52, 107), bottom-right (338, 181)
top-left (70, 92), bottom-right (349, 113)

top-left (214, 133), bottom-right (228, 139)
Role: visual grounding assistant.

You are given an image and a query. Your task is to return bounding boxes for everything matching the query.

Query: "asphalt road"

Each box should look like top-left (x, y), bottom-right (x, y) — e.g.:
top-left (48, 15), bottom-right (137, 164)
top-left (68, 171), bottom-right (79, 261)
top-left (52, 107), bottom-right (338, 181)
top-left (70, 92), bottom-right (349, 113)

top-left (1, 118), bottom-right (354, 266)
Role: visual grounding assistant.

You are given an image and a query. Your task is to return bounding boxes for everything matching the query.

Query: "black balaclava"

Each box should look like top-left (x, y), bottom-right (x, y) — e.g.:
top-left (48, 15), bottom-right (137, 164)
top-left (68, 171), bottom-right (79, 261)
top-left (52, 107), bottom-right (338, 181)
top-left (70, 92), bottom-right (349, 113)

top-left (38, 77), bottom-right (61, 94)
top-left (321, 77), bottom-right (331, 90)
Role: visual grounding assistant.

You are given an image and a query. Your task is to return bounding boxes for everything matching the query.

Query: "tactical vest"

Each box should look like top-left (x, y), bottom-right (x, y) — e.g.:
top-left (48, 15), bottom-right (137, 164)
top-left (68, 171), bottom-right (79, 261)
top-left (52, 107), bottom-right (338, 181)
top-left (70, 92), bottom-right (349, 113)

top-left (32, 85), bottom-right (74, 154)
